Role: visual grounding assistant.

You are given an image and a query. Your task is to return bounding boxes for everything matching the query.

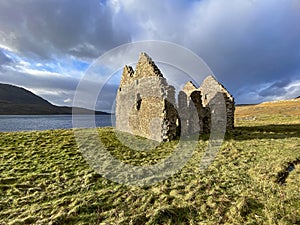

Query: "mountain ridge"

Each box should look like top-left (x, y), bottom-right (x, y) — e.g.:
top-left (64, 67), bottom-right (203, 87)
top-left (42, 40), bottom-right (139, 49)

top-left (0, 83), bottom-right (109, 115)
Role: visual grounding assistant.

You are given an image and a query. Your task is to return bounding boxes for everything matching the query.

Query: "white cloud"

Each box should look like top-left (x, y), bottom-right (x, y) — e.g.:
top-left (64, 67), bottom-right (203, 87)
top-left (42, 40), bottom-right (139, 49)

top-left (64, 98), bottom-right (72, 103)
top-left (284, 80), bottom-right (300, 99)
top-left (1, 0), bottom-right (300, 105)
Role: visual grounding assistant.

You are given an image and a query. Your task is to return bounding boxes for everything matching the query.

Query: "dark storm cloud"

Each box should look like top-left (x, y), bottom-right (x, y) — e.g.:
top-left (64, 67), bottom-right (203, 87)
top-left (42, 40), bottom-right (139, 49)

top-left (0, 0), bottom-right (131, 59)
top-left (182, 0), bottom-right (300, 97)
top-left (108, 0), bottom-right (300, 103)
top-left (0, 0), bottom-right (299, 108)
top-left (259, 80), bottom-right (291, 98)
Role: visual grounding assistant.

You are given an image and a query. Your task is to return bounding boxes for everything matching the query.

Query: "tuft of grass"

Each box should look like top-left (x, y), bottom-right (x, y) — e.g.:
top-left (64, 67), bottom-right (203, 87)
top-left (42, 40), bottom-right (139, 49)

top-left (0, 101), bottom-right (300, 224)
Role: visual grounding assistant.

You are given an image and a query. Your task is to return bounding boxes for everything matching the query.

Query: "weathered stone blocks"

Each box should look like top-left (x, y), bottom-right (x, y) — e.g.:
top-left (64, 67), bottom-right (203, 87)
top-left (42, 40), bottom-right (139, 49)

top-left (115, 52), bottom-right (235, 142)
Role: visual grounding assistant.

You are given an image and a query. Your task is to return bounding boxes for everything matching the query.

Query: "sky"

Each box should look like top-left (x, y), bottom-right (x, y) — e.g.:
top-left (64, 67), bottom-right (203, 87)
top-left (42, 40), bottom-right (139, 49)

top-left (0, 0), bottom-right (299, 112)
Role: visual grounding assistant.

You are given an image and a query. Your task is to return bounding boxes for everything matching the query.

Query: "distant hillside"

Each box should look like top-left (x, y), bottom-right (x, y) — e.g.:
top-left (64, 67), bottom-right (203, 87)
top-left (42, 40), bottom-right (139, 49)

top-left (236, 98), bottom-right (300, 118)
top-left (0, 83), bottom-right (109, 115)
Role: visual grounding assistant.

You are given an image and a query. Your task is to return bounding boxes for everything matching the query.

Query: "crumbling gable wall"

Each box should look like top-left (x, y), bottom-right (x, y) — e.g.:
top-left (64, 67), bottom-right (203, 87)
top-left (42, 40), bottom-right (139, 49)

top-left (116, 53), bottom-right (235, 142)
top-left (115, 53), bottom-right (178, 142)
top-left (199, 75), bottom-right (235, 131)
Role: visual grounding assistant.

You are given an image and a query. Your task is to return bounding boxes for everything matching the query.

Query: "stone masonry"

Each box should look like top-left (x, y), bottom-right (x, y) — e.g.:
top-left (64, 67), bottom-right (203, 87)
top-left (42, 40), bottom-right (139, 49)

top-left (199, 76), bottom-right (235, 130)
top-left (115, 52), bottom-right (235, 142)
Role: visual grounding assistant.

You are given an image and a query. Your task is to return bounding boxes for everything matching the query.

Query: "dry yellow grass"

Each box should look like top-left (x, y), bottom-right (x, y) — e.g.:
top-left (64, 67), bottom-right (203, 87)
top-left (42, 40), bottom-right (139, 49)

top-left (236, 98), bottom-right (300, 118)
top-left (235, 98), bottom-right (300, 126)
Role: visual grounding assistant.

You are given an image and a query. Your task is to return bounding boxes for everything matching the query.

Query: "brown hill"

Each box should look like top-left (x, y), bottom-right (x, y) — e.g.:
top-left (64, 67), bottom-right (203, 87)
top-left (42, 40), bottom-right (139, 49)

top-left (0, 83), bottom-right (109, 115)
top-left (235, 98), bottom-right (300, 118)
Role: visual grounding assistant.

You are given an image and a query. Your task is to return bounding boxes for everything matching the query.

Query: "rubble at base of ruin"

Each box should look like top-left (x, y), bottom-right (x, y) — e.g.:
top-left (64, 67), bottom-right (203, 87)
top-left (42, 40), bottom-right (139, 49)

top-left (115, 52), bottom-right (235, 142)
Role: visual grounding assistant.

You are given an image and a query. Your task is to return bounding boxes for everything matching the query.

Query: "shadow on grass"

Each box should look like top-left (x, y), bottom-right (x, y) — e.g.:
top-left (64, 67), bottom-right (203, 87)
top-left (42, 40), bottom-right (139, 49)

top-left (276, 158), bottom-right (300, 185)
top-left (230, 124), bottom-right (300, 141)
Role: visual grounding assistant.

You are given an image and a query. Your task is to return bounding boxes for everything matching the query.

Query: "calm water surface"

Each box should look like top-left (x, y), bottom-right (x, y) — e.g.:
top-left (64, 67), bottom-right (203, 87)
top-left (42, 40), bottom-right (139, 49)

top-left (0, 115), bottom-right (115, 132)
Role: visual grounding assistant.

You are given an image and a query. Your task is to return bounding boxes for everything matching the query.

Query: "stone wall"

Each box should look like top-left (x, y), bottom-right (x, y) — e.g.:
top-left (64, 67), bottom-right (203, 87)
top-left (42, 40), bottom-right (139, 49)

top-left (115, 53), bottom-right (178, 142)
top-left (199, 75), bottom-right (235, 131)
top-left (178, 82), bottom-right (207, 136)
top-left (116, 53), bottom-right (235, 142)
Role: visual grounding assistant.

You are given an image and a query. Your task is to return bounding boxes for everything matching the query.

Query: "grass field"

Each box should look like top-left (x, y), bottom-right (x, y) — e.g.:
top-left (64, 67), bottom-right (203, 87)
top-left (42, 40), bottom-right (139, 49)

top-left (0, 99), bottom-right (299, 224)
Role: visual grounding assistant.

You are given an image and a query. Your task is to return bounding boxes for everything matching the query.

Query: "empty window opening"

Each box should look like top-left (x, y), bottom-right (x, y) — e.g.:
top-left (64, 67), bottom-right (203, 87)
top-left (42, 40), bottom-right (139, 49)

top-left (136, 93), bottom-right (142, 110)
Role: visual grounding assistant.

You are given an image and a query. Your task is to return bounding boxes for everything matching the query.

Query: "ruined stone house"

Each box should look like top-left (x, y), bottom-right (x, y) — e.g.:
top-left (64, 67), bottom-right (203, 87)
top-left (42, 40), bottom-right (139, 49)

top-left (115, 52), bottom-right (235, 142)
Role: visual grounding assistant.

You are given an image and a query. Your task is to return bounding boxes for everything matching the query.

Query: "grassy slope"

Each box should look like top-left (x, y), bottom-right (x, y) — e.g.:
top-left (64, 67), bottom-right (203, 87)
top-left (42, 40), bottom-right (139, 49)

top-left (236, 99), bottom-right (300, 124)
top-left (0, 100), bottom-right (299, 224)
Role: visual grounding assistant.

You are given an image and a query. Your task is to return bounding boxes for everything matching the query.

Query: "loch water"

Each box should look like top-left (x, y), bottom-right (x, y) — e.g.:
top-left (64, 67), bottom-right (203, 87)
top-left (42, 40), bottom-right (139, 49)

top-left (0, 115), bottom-right (115, 132)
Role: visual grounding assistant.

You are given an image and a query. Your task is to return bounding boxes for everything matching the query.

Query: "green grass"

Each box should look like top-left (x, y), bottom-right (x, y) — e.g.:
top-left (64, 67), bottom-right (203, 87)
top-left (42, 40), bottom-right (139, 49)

top-left (0, 115), bottom-right (300, 224)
